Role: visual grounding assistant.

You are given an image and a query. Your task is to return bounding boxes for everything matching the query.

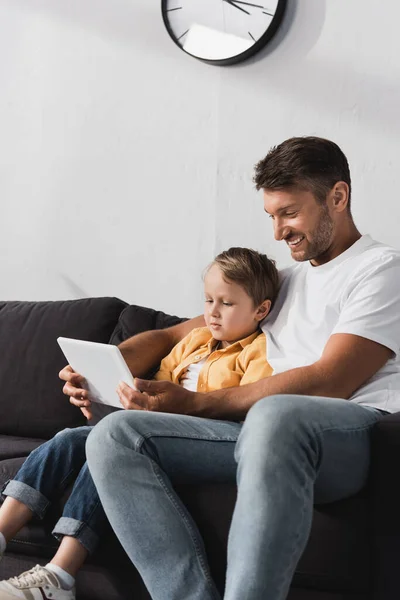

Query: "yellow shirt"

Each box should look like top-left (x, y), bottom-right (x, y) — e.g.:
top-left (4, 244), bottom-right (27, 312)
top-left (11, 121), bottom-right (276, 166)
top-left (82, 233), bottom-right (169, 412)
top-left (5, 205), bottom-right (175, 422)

top-left (154, 327), bottom-right (273, 393)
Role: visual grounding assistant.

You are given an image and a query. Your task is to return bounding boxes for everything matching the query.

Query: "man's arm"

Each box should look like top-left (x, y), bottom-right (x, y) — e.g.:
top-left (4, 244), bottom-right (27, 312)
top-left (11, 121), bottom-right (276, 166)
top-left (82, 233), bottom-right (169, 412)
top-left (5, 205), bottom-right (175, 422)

top-left (121, 332), bottom-right (392, 420)
top-left (191, 332), bottom-right (392, 420)
top-left (118, 315), bottom-right (205, 376)
top-left (59, 314), bottom-right (205, 414)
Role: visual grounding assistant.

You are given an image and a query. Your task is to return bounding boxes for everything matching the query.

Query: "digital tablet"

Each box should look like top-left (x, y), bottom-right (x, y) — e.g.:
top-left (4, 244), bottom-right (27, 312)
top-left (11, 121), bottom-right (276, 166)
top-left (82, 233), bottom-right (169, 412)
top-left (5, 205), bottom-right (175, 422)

top-left (57, 337), bottom-right (137, 408)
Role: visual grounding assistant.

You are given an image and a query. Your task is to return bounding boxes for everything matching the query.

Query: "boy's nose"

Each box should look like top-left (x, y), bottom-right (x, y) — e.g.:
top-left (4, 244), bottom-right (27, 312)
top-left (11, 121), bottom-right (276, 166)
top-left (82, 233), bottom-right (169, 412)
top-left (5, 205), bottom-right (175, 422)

top-left (211, 305), bottom-right (220, 317)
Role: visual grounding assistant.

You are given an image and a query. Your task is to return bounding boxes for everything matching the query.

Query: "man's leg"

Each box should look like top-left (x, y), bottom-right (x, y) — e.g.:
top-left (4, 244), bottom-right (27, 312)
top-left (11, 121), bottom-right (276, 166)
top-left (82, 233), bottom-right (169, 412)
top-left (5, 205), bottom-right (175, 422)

top-left (86, 411), bottom-right (241, 600)
top-left (224, 394), bottom-right (383, 600)
top-left (86, 398), bottom-right (382, 600)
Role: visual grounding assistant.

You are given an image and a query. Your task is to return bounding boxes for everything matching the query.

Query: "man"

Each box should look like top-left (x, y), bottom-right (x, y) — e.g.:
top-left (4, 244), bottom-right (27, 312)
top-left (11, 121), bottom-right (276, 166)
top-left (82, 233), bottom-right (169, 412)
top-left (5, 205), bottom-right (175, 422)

top-left (64, 137), bottom-right (400, 600)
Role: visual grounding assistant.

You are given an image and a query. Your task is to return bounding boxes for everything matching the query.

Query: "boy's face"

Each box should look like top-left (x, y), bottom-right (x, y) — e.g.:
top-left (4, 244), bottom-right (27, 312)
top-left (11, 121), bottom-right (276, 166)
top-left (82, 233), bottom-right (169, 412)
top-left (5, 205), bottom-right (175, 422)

top-left (203, 264), bottom-right (265, 348)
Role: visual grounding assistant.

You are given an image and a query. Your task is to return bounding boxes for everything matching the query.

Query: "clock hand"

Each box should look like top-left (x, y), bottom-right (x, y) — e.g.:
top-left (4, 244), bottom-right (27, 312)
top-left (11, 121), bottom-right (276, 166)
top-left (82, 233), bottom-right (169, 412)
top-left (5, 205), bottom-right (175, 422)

top-left (230, 1), bottom-right (265, 7)
top-left (222, 0), bottom-right (250, 15)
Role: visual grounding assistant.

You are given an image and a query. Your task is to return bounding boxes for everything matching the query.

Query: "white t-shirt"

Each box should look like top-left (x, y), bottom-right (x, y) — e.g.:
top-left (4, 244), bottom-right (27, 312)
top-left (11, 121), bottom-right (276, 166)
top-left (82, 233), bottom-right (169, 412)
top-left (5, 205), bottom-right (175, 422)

top-left (261, 235), bottom-right (400, 413)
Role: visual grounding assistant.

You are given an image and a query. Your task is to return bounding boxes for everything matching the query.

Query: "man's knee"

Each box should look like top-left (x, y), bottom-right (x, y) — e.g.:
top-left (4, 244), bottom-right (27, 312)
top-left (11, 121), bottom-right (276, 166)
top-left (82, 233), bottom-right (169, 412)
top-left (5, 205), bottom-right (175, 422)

top-left (86, 410), bottom-right (158, 467)
top-left (236, 395), bottom-right (316, 463)
top-left (87, 411), bottom-right (131, 457)
top-left (244, 394), bottom-right (314, 430)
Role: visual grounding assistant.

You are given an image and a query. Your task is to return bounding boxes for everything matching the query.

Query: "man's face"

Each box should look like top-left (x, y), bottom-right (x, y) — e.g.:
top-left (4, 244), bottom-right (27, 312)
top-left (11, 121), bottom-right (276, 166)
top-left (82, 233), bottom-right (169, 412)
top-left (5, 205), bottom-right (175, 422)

top-left (263, 188), bottom-right (335, 265)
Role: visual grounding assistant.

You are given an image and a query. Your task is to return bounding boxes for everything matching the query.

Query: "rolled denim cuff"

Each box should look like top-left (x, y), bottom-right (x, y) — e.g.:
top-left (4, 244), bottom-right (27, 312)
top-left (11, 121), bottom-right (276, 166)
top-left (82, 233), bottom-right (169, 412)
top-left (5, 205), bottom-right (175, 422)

top-left (52, 517), bottom-right (99, 554)
top-left (2, 480), bottom-right (49, 519)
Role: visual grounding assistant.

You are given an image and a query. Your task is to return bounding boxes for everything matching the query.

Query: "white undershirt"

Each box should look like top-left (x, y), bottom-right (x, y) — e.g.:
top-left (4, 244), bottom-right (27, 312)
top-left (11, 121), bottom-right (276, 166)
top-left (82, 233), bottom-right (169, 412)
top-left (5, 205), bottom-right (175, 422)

top-left (180, 357), bottom-right (207, 392)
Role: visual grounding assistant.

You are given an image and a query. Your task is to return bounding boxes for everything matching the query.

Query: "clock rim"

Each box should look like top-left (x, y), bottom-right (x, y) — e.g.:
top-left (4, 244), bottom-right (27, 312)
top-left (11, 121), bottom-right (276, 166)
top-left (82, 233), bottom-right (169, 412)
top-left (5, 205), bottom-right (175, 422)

top-left (161, 0), bottom-right (287, 66)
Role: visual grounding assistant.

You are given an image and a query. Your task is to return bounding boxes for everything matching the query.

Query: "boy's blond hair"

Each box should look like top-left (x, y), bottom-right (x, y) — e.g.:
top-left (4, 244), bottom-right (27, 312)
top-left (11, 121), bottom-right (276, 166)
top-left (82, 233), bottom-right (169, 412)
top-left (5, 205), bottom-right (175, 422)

top-left (206, 247), bottom-right (279, 308)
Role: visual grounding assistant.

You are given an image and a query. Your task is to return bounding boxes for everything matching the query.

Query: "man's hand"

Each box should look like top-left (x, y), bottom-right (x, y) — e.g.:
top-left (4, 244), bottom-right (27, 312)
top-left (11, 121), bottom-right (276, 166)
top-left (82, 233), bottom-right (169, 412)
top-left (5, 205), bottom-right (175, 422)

top-left (117, 379), bottom-right (195, 414)
top-left (59, 365), bottom-right (93, 420)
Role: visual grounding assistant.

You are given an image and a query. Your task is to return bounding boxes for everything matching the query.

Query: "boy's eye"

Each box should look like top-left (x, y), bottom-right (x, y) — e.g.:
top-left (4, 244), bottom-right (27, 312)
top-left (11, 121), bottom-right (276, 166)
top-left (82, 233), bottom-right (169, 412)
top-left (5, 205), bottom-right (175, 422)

top-left (205, 299), bottom-right (213, 303)
top-left (223, 302), bottom-right (232, 306)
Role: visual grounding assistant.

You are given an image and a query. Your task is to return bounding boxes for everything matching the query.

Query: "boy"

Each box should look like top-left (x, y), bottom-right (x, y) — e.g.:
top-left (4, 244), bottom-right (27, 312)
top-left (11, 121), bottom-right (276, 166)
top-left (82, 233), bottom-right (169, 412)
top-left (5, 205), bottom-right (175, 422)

top-left (0, 247), bottom-right (278, 600)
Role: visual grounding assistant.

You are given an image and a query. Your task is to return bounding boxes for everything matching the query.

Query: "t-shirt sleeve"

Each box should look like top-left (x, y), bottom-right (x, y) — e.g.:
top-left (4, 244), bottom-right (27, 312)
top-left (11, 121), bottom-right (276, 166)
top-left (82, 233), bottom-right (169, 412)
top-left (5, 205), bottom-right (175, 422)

top-left (331, 258), bottom-right (400, 356)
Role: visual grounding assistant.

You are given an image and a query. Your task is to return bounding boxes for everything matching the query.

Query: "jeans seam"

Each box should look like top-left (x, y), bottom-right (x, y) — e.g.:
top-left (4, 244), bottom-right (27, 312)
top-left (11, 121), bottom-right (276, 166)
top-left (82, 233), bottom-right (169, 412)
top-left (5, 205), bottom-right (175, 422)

top-left (278, 437), bottom-right (315, 597)
top-left (141, 432), bottom-right (238, 443)
top-left (58, 467), bottom-right (81, 490)
top-left (133, 434), bottom-right (219, 597)
top-left (76, 493), bottom-right (103, 534)
top-left (148, 457), bottom-right (218, 595)
top-left (319, 422), bottom-right (379, 435)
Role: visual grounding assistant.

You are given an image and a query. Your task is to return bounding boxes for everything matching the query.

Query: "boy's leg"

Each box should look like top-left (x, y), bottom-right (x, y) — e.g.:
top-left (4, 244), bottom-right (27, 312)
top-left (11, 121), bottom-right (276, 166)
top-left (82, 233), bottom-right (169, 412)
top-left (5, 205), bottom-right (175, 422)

top-left (51, 461), bottom-right (110, 556)
top-left (86, 410), bottom-right (241, 600)
top-left (0, 426), bottom-right (95, 598)
top-left (2, 426), bottom-right (93, 523)
top-left (1, 424), bottom-right (108, 557)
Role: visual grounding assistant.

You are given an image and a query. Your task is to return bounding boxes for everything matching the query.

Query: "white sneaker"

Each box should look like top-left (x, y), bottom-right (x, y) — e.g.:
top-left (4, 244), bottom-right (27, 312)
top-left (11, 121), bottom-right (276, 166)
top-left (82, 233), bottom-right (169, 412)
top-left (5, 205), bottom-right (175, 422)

top-left (0, 565), bottom-right (75, 599)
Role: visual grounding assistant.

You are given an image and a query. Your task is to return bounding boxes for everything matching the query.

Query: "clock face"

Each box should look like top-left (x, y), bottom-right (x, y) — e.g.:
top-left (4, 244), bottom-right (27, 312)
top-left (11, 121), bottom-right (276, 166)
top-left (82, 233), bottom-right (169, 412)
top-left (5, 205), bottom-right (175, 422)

top-left (161, 0), bottom-right (286, 65)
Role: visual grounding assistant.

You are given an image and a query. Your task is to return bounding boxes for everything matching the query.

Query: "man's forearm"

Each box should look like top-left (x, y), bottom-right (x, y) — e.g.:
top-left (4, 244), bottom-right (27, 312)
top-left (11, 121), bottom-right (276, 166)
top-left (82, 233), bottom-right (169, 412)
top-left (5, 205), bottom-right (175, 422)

top-left (119, 329), bottom-right (176, 377)
top-left (118, 315), bottom-right (205, 378)
top-left (190, 363), bottom-right (340, 421)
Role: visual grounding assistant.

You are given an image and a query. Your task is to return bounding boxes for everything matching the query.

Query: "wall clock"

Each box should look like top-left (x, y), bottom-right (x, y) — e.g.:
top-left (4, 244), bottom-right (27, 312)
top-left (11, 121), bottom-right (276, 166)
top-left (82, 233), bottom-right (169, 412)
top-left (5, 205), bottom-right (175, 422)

top-left (161, 0), bottom-right (287, 66)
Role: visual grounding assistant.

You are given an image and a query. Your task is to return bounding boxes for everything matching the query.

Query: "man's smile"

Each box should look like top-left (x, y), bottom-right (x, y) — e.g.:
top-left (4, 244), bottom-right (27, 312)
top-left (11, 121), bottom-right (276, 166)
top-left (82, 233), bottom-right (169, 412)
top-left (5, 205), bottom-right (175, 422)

top-left (286, 235), bottom-right (305, 248)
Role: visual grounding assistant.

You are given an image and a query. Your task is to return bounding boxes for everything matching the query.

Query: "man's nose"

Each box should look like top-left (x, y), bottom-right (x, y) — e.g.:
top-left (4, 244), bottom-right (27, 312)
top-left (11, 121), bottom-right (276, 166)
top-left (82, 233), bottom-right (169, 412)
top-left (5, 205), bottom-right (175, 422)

top-left (273, 219), bottom-right (289, 241)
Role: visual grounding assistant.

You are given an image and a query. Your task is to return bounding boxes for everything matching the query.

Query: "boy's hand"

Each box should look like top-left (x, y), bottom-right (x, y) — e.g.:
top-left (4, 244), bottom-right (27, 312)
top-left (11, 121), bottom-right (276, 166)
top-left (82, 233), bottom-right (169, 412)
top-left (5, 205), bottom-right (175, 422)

top-left (59, 365), bottom-right (93, 420)
top-left (117, 379), bottom-right (194, 414)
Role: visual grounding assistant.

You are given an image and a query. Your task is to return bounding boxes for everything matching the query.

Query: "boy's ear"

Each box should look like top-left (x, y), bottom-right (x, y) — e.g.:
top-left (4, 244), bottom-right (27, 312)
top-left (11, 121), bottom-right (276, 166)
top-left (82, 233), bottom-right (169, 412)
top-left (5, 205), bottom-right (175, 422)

top-left (255, 299), bottom-right (271, 322)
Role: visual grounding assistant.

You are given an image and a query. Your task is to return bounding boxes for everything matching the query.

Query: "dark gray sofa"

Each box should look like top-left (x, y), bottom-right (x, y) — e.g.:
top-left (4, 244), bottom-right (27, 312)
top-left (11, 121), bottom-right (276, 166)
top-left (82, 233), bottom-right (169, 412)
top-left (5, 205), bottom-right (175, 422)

top-left (0, 297), bottom-right (398, 599)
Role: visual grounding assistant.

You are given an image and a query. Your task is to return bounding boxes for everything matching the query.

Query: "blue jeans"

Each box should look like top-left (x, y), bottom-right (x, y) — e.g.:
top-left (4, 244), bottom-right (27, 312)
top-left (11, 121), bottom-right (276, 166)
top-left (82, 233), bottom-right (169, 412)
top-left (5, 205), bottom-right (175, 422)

top-left (86, 395), bottom-right (384, 600)
top-left (2, 426), bottom-right (106, 553)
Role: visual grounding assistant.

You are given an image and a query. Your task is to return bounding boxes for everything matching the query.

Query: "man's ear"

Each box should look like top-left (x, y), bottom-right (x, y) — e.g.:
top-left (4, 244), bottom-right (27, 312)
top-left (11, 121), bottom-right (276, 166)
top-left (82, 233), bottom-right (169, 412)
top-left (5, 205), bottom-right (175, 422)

top-left (331, 181), bottom-right (349, 213)
top-left (255, 299), bottom-right (271, 322)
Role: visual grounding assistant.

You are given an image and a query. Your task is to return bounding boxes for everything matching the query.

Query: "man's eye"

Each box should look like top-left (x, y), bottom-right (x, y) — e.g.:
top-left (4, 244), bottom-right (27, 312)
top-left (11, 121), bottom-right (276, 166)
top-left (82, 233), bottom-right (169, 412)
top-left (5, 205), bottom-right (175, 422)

top-left (286, 212), bottom-right (297, 217)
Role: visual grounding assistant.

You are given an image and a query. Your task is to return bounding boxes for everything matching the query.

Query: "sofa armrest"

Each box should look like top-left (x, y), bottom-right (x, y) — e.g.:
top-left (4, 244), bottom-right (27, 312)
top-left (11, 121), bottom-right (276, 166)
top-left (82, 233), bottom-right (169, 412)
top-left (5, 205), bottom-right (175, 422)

top-left (370, 411), bottom-right (400, 599)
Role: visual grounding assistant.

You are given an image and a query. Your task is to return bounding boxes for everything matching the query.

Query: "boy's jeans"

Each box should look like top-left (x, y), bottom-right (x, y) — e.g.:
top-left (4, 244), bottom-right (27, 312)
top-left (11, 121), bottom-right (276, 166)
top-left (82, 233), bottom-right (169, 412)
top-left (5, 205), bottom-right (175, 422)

top-left (2, 426), bottom-right (106, 553)
top-left (86, 395), bottom-right (384, 600)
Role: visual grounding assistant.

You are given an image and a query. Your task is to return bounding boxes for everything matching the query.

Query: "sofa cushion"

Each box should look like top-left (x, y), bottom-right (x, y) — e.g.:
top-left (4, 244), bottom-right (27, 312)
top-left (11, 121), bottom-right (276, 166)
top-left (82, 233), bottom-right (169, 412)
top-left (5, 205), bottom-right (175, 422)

top-left (178, 484), bottom-right (370, 594)
top-left (0, 298), bottom-right (127, 439)
top-left (0, 435), bottom-right (45, 461)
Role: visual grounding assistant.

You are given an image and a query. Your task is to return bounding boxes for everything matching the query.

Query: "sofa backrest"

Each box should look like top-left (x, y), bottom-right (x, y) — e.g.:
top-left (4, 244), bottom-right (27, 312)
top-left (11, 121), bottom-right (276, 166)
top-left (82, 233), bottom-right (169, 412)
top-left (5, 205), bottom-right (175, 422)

top-left (0, 297), bottom-right (127, 439)
top-left (109, 303), bottom-right (186, 346)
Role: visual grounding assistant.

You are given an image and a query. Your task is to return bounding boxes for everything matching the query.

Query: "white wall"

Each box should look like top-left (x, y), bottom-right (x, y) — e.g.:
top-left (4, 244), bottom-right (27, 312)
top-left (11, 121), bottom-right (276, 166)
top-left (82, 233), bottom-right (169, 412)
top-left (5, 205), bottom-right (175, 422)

top-left (1, 0), bottom-right (400, 317)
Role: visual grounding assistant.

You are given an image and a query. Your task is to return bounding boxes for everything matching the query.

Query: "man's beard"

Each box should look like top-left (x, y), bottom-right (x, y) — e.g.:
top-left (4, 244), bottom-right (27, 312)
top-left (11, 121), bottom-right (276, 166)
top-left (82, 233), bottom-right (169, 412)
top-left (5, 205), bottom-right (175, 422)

top-left (292, 205), bottom-right (334, 262)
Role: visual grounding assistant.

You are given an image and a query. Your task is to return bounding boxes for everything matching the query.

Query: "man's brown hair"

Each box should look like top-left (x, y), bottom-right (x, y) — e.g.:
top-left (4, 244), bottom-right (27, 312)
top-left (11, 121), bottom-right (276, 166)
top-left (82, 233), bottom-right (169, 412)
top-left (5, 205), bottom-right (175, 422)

top-left (207, 247), bottom-right (279, 308)
top-left (253, 136), bottom-right (352, 209)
